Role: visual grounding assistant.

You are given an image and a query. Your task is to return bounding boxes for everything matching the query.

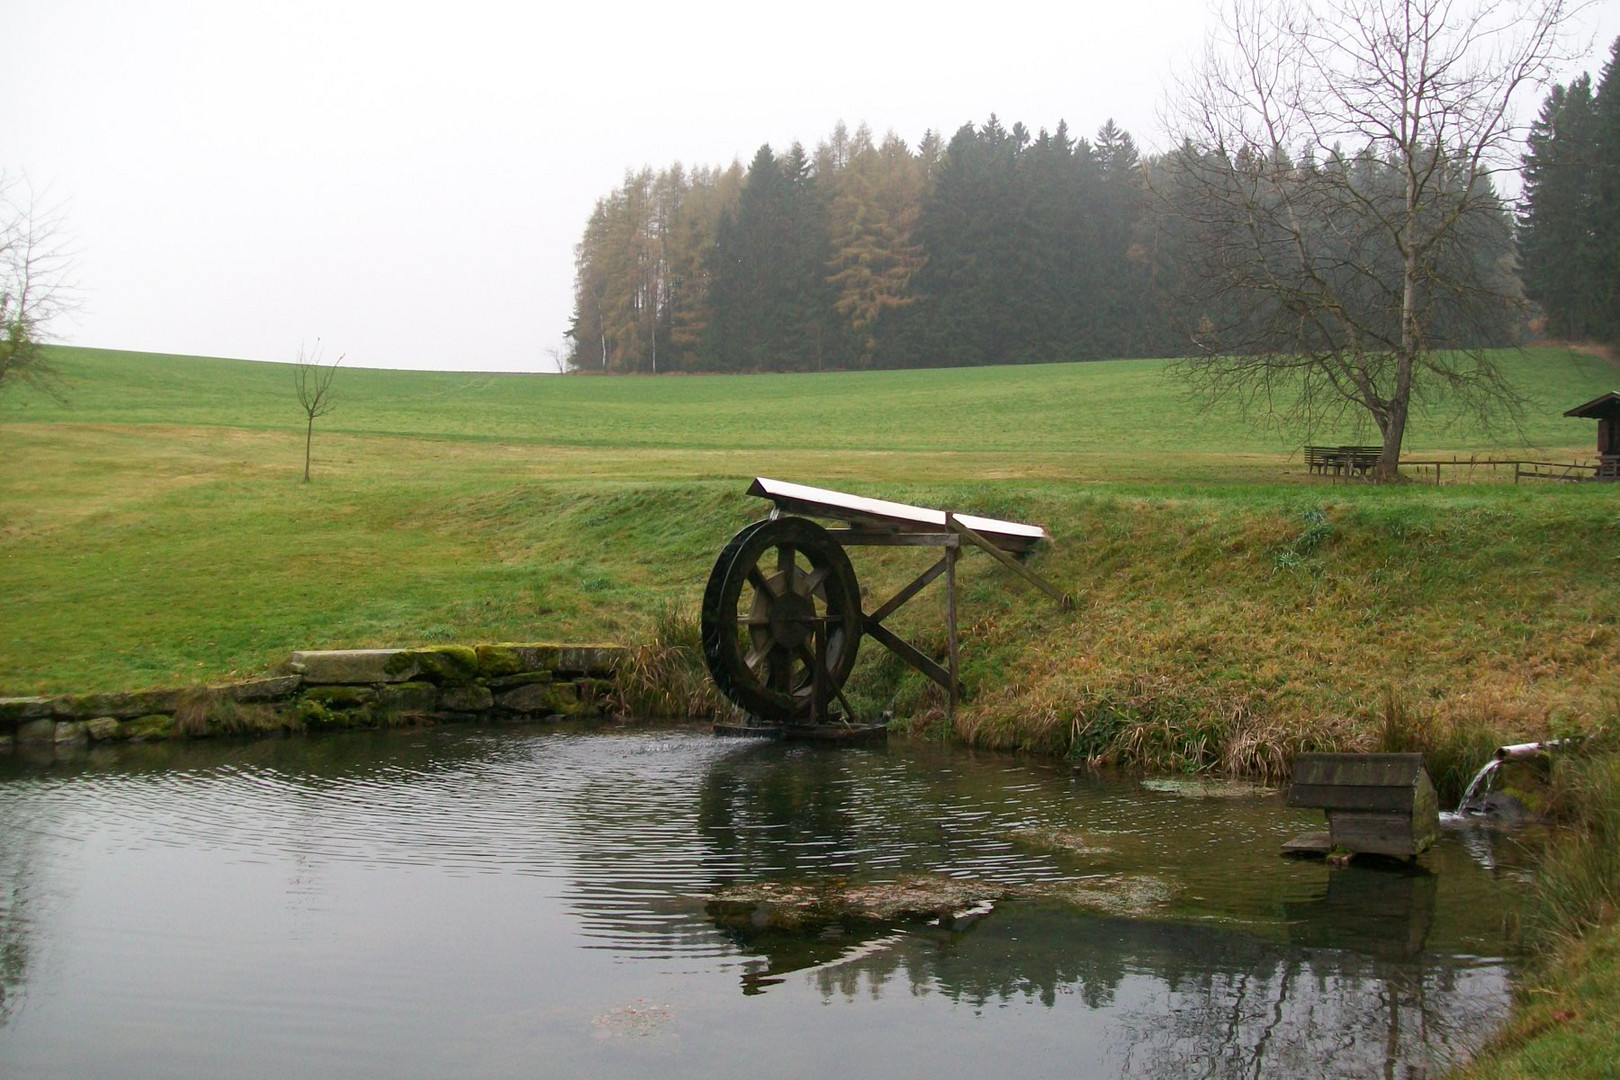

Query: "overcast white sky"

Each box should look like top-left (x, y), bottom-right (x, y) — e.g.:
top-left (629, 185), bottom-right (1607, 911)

top-left (4, 1), bottom-right (1617, 372)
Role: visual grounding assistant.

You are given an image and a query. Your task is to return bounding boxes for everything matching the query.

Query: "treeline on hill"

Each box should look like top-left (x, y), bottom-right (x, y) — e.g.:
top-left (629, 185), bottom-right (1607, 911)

top-left (566, 114), bottom-right (1529, 374)
top-left (1519, 37), bottom-right (1620, 348)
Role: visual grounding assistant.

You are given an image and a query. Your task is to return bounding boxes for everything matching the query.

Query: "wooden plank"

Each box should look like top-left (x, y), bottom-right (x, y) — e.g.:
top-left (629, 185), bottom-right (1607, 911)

top-left (946, 542), bottom-right (959, 718)
top-left (748, 477), bottom-right (1046, 553)
top-left (825, 530), bottom-right (957, 547)
top-left (1329, 811), bottom-right (1422, 857)
top-left (1287, 785), bottom-right (1418, 812)
top-left (864, 620), bottom-right (954, 691)
top-left (1282, 831), bottom-right (1332, 855)
top-left (947, 515), bottom-right (1073, 610)
top-left (1290, 752), bottom-right (1426, 789)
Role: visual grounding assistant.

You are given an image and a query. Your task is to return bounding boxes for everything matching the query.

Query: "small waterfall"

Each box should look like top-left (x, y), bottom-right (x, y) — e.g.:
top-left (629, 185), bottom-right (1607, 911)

top-left (1456, 759), bottom-right (1501, 814)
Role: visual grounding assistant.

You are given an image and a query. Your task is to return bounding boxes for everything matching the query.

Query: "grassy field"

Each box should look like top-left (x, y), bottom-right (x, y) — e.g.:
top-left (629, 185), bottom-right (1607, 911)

top-left (2, 345), bottom-right (1617, 776)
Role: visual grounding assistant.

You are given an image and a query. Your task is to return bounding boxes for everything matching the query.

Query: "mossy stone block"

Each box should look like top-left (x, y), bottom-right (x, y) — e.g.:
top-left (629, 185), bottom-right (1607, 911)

top-left (86, 716), bottom-right (121, 741)
top-left (438, 685), bottom-right (494, 712)
top-left (298, 699), bottom-right (336, 727)
top-left (120, 714), bottom-right (176, 741)
top-left (379, 682), bottom-right (439, 713)
top-left (303, 685), bottom-right (377, 708)
top-left (0, 697), bottom-right (54, 723)
top-left (16, 718), bottom-right (56, 743)
top-left (227, 675), bottom-right (303, 702)
top-left (54, 689), bottom-right (183, 720)
top-left (475, 645), bottom-right (524, 678)
top-left (496, 682), bottom-right (576, 714)
top-left (406, 646), bottom-right (481, 685)
top-left (479, 643), bottom-right (623, 678)
top-left (485, 670), bottom-right (553, 690)
top-left (54, 721), bottom-right (88, 744)
top-left (292, 650), bottom-right (417, 684)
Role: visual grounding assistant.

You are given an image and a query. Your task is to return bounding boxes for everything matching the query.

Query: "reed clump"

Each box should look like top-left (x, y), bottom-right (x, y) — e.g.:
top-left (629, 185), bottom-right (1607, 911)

top-left (613, 603), bottom-right (722, 720)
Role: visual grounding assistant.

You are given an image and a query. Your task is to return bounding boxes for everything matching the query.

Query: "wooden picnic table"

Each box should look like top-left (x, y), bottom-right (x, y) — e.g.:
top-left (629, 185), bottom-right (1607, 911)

top-left (1305, 445), bottom-right (1383, 478)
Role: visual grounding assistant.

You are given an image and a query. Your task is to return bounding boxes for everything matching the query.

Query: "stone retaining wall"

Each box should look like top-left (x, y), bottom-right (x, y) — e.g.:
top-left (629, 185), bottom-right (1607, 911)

top-left (0, 643), bottom-right (622, 752)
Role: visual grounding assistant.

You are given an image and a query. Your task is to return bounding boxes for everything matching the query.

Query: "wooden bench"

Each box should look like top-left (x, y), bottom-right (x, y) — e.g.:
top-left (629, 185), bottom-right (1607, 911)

top-left (1305, 445), bottom-right (1383, 478)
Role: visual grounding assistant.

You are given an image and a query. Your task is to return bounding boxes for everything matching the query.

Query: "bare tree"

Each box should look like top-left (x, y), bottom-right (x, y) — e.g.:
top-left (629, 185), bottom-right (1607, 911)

top-left (1161, 0), bottom-right (1584, 478)
top-left (293, 341), bottom-right (341, 482)
top-left (0, 172), bottom-right (73, 407)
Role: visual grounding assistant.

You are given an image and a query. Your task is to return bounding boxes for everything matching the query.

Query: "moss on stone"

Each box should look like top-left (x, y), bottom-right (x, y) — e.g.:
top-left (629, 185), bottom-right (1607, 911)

top-left (302, 685), bottom-right (377, 708)
top-left (120, 714), bottom-right (176, 741)
top-left (485, 670), bottom-right (553, 690)
top-left (378, 682), bottom-right (438, 712)
top-left (408, 646), bottom-right (481, 685)
top-left (475, 644), bottom-right (524, 678)
top-left (86, 716), bottom-right (120, 741)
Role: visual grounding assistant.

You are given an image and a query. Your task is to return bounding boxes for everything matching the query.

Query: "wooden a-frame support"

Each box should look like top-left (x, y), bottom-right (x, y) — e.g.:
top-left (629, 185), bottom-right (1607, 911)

top-left (830, 514), bottom-right (1073, 719)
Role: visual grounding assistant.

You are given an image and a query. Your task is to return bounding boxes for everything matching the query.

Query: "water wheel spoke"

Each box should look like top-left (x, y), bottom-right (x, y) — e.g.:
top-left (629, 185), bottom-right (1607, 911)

top-left (794, 642), bottom-right (819, 676)
top-left (746, 562), bottom-right (774, 597)
top-left (776, 544), bottom-right (797, 594)
top-left (767, 642), bottom-right (794, 690)
top-left (804, 566), bottom-right (829, 598)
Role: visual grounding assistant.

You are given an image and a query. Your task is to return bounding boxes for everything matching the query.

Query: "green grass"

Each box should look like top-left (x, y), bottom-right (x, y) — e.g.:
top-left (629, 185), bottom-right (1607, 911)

top-left (9, 343), bottom-right (1616, 456)
top-left (2, 345), bottom-right (1617, 772)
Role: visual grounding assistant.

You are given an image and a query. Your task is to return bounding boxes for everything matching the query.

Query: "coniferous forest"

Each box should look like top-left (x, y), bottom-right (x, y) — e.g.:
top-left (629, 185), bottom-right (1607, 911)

top-left (1519, 37), bottom-right (1620, 347)
top-left (569, 47), bottom-right (1619, 374)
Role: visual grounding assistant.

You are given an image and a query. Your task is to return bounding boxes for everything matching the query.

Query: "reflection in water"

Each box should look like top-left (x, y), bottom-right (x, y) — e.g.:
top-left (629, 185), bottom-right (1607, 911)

top-left (0, 726), bottom-right (1525, 1078)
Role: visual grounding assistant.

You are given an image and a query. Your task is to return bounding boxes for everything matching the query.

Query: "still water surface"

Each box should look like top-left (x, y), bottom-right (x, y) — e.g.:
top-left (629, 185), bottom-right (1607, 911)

top-left (0, 725), bottom-right (1530, 1078)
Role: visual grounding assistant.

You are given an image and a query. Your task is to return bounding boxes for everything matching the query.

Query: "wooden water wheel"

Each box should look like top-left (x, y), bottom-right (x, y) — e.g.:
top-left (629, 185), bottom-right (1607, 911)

top-left (700, 516), bottom-right (863, 724)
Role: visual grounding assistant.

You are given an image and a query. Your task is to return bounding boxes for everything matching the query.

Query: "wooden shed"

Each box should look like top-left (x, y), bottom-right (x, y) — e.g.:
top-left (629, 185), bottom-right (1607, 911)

top-left (1565, 391), bottom-right (1620, 479)
top-left (1286, 753), bottom-right (1439, 858)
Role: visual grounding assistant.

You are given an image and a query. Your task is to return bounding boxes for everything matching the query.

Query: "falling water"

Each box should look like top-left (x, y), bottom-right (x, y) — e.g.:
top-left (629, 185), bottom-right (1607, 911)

top-left (1457, 759), bottom-right (1501, 814)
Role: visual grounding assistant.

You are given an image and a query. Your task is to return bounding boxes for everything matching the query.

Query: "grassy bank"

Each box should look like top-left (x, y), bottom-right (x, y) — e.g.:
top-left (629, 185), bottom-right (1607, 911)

top-left (2, 345), bottom-right (1617, 801)
top-left (1455, 745), bottom-right (1620, 1078)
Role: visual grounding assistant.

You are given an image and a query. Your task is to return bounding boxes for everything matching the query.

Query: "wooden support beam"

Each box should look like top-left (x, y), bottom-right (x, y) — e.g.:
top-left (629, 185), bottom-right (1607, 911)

top-left (866, 556), bottom-right (948, 626)
top-left (947, 514), bottom-right (1073, 611)
top-left (946, 541), bottom-right (959, 719)
top-left (864, 620), bottom-right (955, 691)
top-left (825, 529), bottom-right (957, 548)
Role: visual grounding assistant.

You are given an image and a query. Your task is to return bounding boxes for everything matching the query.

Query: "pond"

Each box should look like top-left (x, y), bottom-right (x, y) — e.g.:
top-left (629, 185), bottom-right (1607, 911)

top-left (0, 725), bottom-right (1533, 1078)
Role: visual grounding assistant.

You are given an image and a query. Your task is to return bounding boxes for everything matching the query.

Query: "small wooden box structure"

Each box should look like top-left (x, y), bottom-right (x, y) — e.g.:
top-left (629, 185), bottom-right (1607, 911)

top-left (1286, 753), bottom-right (1439, 857)
top-left (1564, 391), bottom-right (1620, 479)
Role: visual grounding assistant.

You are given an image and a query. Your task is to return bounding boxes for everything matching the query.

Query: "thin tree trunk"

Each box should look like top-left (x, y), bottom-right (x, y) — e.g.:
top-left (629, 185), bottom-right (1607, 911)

top-left (304, 416), bottom-right (314, 482)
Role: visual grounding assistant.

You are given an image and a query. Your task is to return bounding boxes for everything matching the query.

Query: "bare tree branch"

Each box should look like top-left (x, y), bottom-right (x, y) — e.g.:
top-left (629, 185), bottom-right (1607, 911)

top-left (293, 340), bottom-right (341, 482)
top-left (1160, 0), bottom-right (1586, 476)
top-left (0, 172), bottom-right (76, 409)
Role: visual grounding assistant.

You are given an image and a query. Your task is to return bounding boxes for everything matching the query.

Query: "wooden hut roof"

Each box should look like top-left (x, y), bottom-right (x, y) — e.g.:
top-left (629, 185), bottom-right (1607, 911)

top-left (1287, 752), bottom-right (1433, 812)
top-left (1565, 391), bottom-right (1620, 420)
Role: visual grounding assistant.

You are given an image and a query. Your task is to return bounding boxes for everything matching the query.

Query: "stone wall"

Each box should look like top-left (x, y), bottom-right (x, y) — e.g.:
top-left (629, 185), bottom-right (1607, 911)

top-left (0, 643), bottom-right (622, 752)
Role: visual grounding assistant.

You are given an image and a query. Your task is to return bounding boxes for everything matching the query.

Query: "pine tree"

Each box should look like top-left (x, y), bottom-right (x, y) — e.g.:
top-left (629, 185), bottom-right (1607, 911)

top-left (1520, 77), bottom-right (1601, 339)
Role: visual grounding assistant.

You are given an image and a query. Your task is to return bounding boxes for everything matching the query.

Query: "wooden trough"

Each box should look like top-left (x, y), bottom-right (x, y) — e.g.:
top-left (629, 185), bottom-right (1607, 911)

top-left (700, 478), bottom-right (1070, 733)
top-left (1284, 753), bottom-right (1439, 859)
